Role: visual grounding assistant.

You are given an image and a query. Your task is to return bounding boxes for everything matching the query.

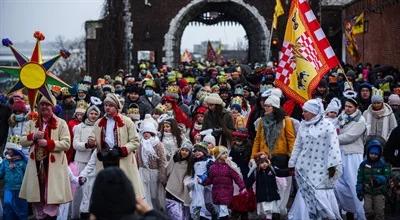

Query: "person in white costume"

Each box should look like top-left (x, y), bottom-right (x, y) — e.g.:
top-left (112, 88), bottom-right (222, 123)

top-left (288, 98), bottom-right (343, 220)
top-left (335, 97), bottom-right (367, 220)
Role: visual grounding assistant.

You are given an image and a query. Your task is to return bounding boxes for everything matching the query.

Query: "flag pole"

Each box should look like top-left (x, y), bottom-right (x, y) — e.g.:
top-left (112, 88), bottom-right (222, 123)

top-left (266, 26), bottom-right (274, 63)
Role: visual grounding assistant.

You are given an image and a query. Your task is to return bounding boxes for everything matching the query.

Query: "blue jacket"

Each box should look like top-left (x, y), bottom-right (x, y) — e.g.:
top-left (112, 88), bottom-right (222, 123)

top-left (0, 156), bottom-right (27, 190)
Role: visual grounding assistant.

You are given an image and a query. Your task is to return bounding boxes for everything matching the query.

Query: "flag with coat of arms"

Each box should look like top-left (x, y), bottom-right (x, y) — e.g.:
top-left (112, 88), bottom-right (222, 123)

top-left (275, 0), bottom-right (340, 104)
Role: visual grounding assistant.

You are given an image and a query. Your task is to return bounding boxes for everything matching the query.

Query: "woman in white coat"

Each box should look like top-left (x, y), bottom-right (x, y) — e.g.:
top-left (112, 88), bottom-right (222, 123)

top-left (335, 98), bottom-right (367, 220)
top-left (71, 105), bottom-right (100, 219)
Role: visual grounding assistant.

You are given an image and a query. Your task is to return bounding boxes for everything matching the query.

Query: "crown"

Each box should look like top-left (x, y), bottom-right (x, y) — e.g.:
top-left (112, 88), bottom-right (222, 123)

top-left (143, 79), bottom-right (156, 88)
top-left (77, 83), bottom-right (88, 92)
top-left (372, 87), bottom-right (384, 97)
top-left (127, 107), bottom-right (140, 115)
top-left (234, 86), bottom-right (244, 96)
top-left (217, 74), bottom-right (228, 83)
top-left (76, 100), bottom-right (89, 111)
top-left (61, 87), bottom-right (71, 96)
top-left (167, 85), bottom-right (180, 94)
top-left (231, 96), bottom-right (242, 106)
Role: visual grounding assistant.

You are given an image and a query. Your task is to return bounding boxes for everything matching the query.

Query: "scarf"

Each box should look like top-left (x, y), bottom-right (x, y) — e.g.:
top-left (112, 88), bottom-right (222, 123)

top-left (338, 109), bottom-right (362, 129)
top-left (364, 104), bottom-right (392, 139)
top-left (262, 114), bottom-right (283, 151)
top-left (84, 118), bottom-right (96, 126)
top-left (301, 114), bottom-right (323, 127)
top-left (140, 136), bottom-right (160, 168)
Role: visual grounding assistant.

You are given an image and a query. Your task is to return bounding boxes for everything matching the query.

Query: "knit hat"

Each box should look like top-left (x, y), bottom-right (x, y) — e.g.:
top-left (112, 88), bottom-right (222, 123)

top-left (141, 114), bottom-right (158, 133)
top-left (303, 98), bottom-right (324, 115)
top-left (212, 146), bottom-right (228, 159)
top-left (181, 140), bottom-right (193, 151)
top-left (83, 75), bottom-right (92, 84)
top-left (264, 95), bottom-right (280, 108)
top-left (87, 105), bottom-right (101, 117)
top-left (204, 93), bottom-right (225, 106)
top-left (193, 142), bottom-right (209, 155)
top-left (261, 87), bottom-right (282, 98)
top-left (38, 94), bottom-right (57, 106)
top-left (178, 79), bottom-right (189, 89)
top-left (141, 119), bottom-right (157, 135)
top-left (203, 134), bottom-right (216, 146)
top-left (325, 97), bottom-right (342, 114)
top-left (388, 94), bottom-right (400, 106)
top-left (12, 100), bottom-right (27, 113)
top-left (104, 93), bottom-right (122, 110)
top-left (89, 167), bottom-right (136, 219)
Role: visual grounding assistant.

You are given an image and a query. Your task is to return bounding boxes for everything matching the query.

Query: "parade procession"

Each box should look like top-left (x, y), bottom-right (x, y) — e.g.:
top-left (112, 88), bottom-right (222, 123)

top-left (0, 0), bottom-right (399, 219)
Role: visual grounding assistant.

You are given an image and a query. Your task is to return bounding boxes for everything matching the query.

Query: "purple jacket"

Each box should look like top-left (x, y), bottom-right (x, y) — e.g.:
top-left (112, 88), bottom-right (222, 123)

top-left (204, 161), bottom-right (245, 205)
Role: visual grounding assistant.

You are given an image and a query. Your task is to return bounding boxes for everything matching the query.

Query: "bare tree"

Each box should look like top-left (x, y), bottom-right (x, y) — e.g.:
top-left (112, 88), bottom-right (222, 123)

top-left (51, 36), bottom-right (86, 84)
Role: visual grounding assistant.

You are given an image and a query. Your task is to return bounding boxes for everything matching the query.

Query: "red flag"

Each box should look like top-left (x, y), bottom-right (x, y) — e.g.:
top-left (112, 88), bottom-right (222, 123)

top-left (206, 41), bottom-right (217, 62)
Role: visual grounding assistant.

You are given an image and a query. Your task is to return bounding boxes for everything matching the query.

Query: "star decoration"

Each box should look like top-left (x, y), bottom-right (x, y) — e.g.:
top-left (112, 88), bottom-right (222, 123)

top-left (0, 31), bottom-right (71, 111)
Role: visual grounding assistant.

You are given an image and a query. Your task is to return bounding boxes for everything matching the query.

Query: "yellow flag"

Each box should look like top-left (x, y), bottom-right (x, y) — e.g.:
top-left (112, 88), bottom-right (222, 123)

top-left (272, 0), bottom-right (284, 29)
top-left (352, 12), bottom-right (364, 35)
top-left (275, 0), bottom-right (340, 104)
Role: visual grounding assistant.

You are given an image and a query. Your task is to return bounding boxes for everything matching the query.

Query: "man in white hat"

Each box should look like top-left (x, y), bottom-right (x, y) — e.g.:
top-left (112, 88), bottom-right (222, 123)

top-left (19, 95), bottom-right (72, 219)
top-left (87, 93), bottom-right (144, 198)
top-left (288, 98), bottom-right (342, 220)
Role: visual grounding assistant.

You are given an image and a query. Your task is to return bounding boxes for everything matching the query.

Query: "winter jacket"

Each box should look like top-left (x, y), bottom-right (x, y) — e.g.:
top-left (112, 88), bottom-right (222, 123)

top-left (73, 121), bottom-right (96, 163)
top-left (230, 143), bottom-right (252, 186)
top-left (139, 94), bottom-right (161, 112)
top-left (248, 168), bottom-right (280, 203)
top-left (338, 111), bottom-right (367, 155)
top-left (384, 125), bottom-right (400, 167)
top-left (59, 102), bottom-right (76, 122)
top-left (165, 159), bottom-right (191, 206)
top-left (204, 161), bottom-right (245, 205)
top-left (356, 145), bottom-right (391, 197)
top-left (0, 104), bottom-right (11, 152)
top-left (202, 109), bottom-right (235, 146)
top-left (0, 156), bottom-right (27, 190)
top-left (252, 116), bottom-right (296, 158)
top-left (363, 103), bottom-right (397, 140)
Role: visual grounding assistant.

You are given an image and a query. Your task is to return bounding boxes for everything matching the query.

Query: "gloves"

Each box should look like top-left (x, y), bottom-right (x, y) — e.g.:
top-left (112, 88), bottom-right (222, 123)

top-left (118, 147), bottom-right (129, 157)
top-left (357, 194), bottom-right (363, 201)
top-left (328, 167), bottom-right (336, 178)
top-left (211, 128), bottom-right (223, 137)
top-left (79, 177), bottom-right (87, 186)
top-left (288, 167), bottom-right (295, 176)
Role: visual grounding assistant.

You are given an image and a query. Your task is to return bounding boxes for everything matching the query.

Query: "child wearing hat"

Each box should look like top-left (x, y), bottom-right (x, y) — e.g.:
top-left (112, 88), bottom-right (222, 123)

top-left (248, 152), bottom-right (281, 220)
top-left (356, 138), bottom-right (391, 220)
top-left (136, 119), bottom-right (167, 211)
top-left (188, 142), bottom-right (216, 220)
top-left (7, 100), bottom-right (29, 158)
top-left (165, 141), bottom-right (193, 220)
top-left (203, 146), bottom-right (245, 220)
top-left (0, 140), bottom-right (28, 220)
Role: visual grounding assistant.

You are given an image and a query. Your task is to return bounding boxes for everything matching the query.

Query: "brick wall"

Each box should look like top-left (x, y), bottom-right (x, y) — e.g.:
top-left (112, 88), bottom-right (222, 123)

top-left (344, 1), bottom-right (400, 68)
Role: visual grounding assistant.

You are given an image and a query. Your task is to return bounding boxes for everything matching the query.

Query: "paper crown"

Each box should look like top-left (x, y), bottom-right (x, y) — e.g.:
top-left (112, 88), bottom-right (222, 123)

top-left (372, 87), bottom-right (384, 97)
top-left (83, 75), bottom-right (92, 83)
top-left (76, 100), bottom-right (89, 111)
top-left (143, 79), bottom-right (156, 89)
top-left (90, 96), bottom-right (102, 106)
top-left (61, 87), bottom-right (71, 97)
top-left (184, 76), bottom-right (195, 84)
top-left (114, 76), bottom-right (123, 84)
top-left (77, 83), bottom-right (88, 92)
top-left (167, 72), bottom-right (177, 83)
top-left (231, 96), bottom-right (243, 106)
top-left (217, 74), bottom-right (228, 84)
top-left (165, 85), bottom-right (180, 99)
top-left (127, 106), bottom-right (140, 115)
top-left (234, 86), bottom-right (244, 96)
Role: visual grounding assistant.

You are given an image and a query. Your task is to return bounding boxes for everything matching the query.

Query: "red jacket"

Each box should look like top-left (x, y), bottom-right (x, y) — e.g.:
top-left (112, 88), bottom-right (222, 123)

top-left (66, 119), bottom-right (81, 163)
top-left (204, 161), bottom-right (245, 205)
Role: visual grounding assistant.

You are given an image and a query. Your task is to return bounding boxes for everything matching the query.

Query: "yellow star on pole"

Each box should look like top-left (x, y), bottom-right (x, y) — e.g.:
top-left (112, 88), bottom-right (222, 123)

top-left (0, 31), bottom-right (71, 111)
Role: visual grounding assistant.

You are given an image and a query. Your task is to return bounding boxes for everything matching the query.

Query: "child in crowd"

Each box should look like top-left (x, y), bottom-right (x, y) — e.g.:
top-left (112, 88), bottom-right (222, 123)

top-left (325, 97), bottom-right (341, 129)
top-left (357, 138), bottom-right (391, 220)
top-left (0, 141), bottom-right (28, 220)
top-left (159, 118), bottom-right (184, 161)
top-left (204, 146), bottom-right (245, 220)
top-left (165, 141), bottom-right (193, 220)
top-left (136, 119), bottom-right (167, 211)
top-left (249, 152), bottom-right (281, 220)
top-left (188, 142), bottom-right (216, 220)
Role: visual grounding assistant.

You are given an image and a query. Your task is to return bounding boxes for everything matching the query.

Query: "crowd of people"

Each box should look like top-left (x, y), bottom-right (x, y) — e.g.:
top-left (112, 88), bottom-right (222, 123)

top-left (0, 60), bottom-right (399, 220)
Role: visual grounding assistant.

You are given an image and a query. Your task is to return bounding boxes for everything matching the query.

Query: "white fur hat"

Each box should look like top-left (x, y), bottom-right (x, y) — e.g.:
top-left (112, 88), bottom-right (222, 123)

top-left (325, 97), bottom-right (342, 114)
top-left (204, 93), bottom-right (225, 107)
top-left (264, 95), bottom-right (280, 108)
top-left (261, 87), bottom-right (282, 98)
top-left (141, 120), bottom-right (157, 135)
top-left (303, 98), bottom-right (324, 115)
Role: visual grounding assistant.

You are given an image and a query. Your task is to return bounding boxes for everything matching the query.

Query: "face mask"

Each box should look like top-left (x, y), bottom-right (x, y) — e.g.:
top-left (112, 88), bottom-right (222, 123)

top-left (15, 114), bottom-right (25, 122)
top-left (145, 89), bottom-right (154, 97)
top-left (78, 94), bottom-right (86, 100)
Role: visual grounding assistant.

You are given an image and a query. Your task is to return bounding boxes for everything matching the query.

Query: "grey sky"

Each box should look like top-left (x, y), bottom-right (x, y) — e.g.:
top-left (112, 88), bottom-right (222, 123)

top-left (0, 0), bottom-right (246, 51)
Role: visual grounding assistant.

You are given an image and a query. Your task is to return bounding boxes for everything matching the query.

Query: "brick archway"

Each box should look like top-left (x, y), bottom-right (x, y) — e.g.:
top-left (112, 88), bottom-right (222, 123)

top-left (163, 0), bottom-right (271, 66)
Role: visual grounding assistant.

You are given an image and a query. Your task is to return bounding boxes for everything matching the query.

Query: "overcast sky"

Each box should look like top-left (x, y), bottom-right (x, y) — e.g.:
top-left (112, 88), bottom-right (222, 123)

top-left (0, 0), bottom-right (246, 51)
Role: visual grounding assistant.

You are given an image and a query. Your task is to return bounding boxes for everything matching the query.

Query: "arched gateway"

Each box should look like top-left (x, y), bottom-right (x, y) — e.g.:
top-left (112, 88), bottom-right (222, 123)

top-left (163, 0), bottom-right (271, 66)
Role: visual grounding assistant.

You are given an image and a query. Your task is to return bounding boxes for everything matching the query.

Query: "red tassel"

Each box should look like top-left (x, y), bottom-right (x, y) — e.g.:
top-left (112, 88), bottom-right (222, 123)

top-left (30, 152), bottom-right (35, 160)
top-left (50, 154), bottom-right (55, 163)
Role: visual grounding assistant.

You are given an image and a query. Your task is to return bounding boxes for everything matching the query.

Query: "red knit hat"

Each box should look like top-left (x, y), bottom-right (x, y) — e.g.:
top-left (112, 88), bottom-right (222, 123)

top-left (178, 79), bottom-right (189, 89)
top-left (12, 100), bottom-right (27, 113)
